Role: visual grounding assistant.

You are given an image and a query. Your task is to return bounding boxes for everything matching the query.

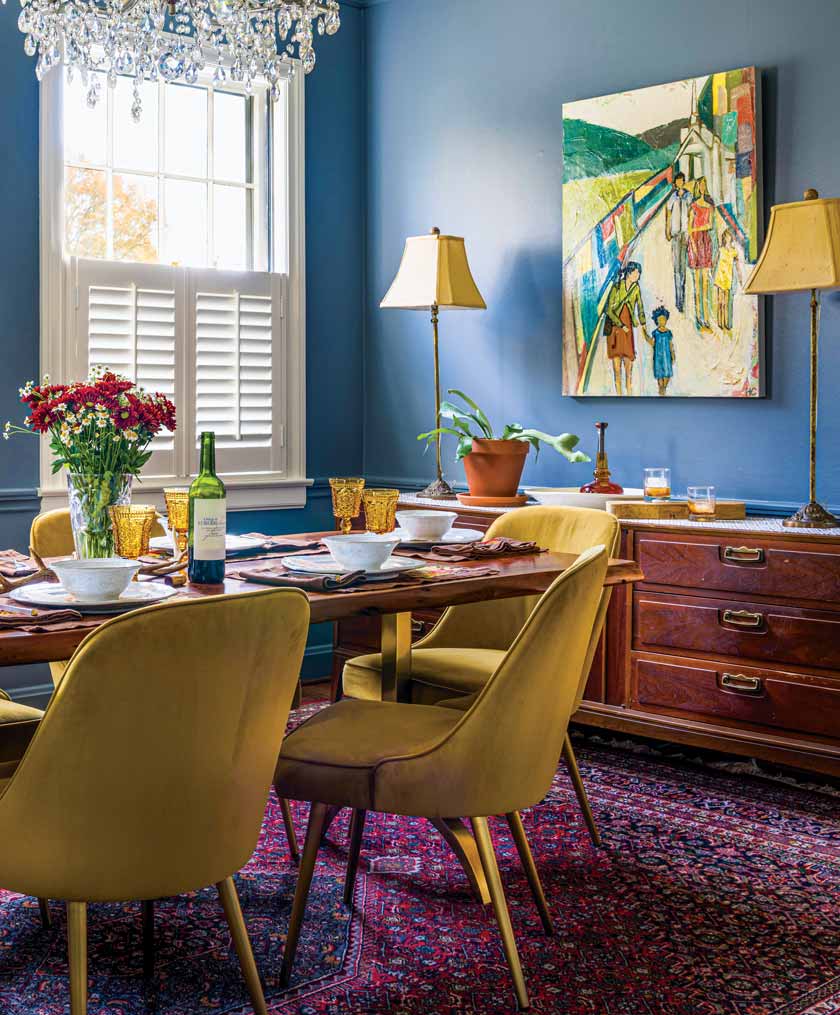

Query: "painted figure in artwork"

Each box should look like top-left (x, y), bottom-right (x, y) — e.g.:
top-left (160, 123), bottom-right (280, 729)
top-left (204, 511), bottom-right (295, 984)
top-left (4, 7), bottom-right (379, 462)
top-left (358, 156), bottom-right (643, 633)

top-left (688, 176), bottom-right (715, 331)
top-left (647, 305), bottom-right (676, 396)
top-left (665, 172), bottom-right (692, 313)
top-left (604, 261), bottom-right (648, 395)
top-left (714, 229), bottom-right (744, 333)
top-left (562, 68), bottom-right (762, 397)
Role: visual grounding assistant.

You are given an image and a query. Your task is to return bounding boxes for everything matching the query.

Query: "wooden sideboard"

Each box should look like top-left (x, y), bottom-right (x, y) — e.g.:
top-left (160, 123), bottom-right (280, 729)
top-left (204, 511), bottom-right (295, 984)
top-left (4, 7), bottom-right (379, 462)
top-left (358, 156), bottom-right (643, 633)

top-left (332, 497), bottom-right (840, 778)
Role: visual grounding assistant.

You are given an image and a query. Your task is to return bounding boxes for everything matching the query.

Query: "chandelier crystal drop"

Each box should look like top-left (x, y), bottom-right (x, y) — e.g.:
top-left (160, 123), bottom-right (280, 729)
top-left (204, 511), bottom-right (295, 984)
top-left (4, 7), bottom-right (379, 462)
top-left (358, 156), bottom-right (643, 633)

top-left (7, 0), bottom-right (340, 119)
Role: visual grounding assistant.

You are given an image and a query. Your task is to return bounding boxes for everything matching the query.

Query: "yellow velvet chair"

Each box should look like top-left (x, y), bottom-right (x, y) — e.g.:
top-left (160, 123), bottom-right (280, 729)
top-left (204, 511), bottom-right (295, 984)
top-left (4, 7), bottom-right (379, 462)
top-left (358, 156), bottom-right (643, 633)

top-left (0, 586), bottom-right (310, 1015)
top-left (275, 545), bottom-right (609, 1011)
top-left (342, 506), bottom-right (620, 845)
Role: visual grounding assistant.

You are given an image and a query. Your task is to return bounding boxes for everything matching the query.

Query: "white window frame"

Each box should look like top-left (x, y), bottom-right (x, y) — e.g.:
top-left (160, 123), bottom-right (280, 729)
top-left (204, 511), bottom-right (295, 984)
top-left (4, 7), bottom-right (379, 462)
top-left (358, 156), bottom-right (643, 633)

top-left (39, 59), bottom-right (310, 512)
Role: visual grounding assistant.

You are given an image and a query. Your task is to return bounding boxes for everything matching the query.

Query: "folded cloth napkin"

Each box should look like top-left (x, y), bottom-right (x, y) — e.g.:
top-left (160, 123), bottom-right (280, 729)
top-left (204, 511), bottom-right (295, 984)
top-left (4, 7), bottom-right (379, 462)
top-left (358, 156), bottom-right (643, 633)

top-left (240, 533), bottom-right (325, 552)
top-left (0, 550), bottom-right (39, 579)
top-left (229, 566), bottom-right (366, 593)
top-left (398, 537), bottom-right (546, 564)
top-left (0, 600), bottom-right (88, 631)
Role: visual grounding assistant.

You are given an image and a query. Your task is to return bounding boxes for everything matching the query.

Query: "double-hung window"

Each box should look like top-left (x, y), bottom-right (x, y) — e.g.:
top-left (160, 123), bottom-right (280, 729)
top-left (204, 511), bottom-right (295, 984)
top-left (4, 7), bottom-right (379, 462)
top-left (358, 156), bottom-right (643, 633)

top-left (39, 60), bottom-right (308, 510)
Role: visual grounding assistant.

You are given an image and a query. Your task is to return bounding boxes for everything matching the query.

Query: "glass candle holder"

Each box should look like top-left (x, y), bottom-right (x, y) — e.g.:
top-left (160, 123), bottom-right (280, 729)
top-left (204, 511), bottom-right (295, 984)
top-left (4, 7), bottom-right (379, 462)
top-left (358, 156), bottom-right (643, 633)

top-left (362, 488), bottom-right (400, 534)
top-left (163, 488), bottom-right (190, 555)
top-left (644, 468), bottom-right (672, 501)
top-left (330, 477), bottom-right (365, 535)
top-left (687, 485), bottom-right (716, 520)
top-left (109, 504), bottom-right (156, 560)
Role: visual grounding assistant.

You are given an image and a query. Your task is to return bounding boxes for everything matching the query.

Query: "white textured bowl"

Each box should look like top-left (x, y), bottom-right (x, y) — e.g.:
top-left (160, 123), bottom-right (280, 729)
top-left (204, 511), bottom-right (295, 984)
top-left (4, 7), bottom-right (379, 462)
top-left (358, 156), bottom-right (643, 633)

top-left (50, 557), bottom-right (141, 603)
top-left (524, 487), bottom-right (645, 510)
top-left (323, 533), bottom-right (401, 572)
top-left (395, 510), bottom-right (457, 541)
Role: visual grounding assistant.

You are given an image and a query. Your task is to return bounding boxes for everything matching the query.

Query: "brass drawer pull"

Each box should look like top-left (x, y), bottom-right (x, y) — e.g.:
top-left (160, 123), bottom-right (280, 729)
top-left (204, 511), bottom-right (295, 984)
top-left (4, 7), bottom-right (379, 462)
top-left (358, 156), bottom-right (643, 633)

top-left (721, 609), bottom-right (764, 628)
top-left (721, 672), bottom-right (763, 694)
top-left (723, 545), bottom-right (765, 564)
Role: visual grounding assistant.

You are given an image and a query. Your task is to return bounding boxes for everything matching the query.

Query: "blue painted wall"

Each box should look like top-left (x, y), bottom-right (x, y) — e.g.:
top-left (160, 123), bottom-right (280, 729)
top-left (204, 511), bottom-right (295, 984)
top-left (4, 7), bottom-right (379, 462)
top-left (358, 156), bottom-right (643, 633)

top-left (363, 0), bottom-right (840, 512)
top-left (0, 3), bottom-right (366, 697)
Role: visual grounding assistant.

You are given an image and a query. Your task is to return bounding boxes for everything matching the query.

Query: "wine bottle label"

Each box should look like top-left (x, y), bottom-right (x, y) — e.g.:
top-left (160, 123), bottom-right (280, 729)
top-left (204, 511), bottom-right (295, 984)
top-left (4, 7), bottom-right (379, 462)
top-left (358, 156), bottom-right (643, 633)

top-left (193, 499), bottom-right (226, 560)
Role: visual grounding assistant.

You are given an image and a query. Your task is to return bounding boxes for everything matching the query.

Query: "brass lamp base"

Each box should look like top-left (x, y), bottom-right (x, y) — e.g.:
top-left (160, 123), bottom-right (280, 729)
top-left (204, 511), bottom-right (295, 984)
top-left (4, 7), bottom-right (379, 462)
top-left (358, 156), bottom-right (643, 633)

top-left (783, 500), bottom-right (840, 529)
top-left (420, 476), bottom-right (457, 500)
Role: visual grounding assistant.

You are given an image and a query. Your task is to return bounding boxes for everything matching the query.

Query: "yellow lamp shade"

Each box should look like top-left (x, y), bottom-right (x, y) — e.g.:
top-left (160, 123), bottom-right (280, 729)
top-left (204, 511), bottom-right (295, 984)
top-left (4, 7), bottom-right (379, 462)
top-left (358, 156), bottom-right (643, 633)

top-left (380, 229), bottom-right (487, 310)
top-left (745, 192), bottom-right (840, 294)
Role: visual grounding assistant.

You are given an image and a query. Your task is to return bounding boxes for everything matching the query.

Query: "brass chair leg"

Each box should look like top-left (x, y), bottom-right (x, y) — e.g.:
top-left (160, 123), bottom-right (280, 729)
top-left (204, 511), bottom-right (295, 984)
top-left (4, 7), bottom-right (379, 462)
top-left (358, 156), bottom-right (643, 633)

top-left (141, 900), bottom-right (155, 979)
top-left (505, 812), bottom-right (554, 936)
top-left (38, 897), bottom-right (52, 929)
top-left (280, 800), bottom-right (329, 987)
top-left (67, 901), bottom-right (88, 1015)
top-left (472, 817), bottom-right (530, 1012)
top-left (562, 734), bottom-right (601, 847)
top-left (431, 817), bottom-right (491, 904)
top-left (344, 809), bottom-right (367, 908)
top-left (275, 790), bottom-right (300, 864)
top-left (217, 877), bottom-right (268, 1015)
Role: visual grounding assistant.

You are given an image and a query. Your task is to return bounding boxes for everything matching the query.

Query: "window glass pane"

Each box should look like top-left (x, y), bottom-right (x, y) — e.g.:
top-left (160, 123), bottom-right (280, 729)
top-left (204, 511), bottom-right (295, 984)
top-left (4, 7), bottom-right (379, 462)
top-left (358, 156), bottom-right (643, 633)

top-left (163, 179), bottom-right (207, 267)
top-left (213, 92), bottom-right (248, 183)
top-left (113, 174), bottom-right (159, 264)
top-left (64, 73), bottom-right (107, 166)
top-left (114, 78), bottom-right (158, 173)
top-left (213, 186), bottom-right (248, 269)
top-left (164, 84), bottom-right (208, 177)
top-left (64, 166), bottom-right (107, 258)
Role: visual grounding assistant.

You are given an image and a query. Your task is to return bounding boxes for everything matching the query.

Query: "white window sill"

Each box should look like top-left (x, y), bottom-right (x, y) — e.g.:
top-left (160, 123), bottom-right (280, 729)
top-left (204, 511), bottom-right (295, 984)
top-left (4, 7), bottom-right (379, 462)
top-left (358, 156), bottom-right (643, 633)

top-left (39, 474), bottom-right (314, 514)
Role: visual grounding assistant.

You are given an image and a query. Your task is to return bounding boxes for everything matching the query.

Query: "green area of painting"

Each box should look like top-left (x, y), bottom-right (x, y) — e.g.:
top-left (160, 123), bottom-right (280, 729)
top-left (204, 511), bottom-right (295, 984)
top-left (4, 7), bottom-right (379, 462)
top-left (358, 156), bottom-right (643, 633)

top-left (563, 118), bottom-right (679, 181)
top-left (563, 170), bottom-right (651, 253)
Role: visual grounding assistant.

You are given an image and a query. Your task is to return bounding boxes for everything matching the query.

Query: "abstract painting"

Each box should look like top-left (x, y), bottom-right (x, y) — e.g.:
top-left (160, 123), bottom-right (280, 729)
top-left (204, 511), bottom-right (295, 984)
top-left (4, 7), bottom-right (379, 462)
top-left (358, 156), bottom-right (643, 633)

top-left (562, 68), bottom-right (762, 397)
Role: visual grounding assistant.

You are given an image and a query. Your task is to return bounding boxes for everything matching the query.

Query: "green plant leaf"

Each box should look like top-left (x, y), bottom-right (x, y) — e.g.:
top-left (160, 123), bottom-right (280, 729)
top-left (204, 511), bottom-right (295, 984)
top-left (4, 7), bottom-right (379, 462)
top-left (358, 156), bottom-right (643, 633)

top-left (437, 404), bottom-right (476, 436)
top-left (454, 435), bottom-right (474, 461)
top-left (447, 389), bottom-right (493, 437)
top-left (512, 429), bottom-right (590, 463)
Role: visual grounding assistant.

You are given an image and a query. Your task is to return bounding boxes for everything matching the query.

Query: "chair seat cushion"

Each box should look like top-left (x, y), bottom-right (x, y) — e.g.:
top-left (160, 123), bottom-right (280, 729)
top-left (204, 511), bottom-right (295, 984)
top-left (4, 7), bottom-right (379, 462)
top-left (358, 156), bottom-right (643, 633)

top-left (343, 648), bottom-right (506, 705)
top-left (275, 699), bottom-right (461, 813)
top-left (0, 699), bottom-right (43, 779)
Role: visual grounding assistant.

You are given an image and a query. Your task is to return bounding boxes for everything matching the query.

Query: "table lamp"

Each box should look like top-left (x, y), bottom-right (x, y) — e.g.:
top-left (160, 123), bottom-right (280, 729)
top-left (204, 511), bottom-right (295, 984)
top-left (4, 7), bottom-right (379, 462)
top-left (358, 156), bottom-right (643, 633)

top-left (381, 227), bottom-right (486, 499)
top-left (744, 188), bottom-right (840, 528)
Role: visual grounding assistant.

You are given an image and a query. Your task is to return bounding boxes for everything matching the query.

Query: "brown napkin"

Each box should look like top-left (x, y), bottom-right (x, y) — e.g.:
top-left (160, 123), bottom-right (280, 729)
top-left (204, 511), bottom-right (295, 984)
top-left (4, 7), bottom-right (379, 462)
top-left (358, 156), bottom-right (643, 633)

top-left (397, 537), bottom-right (546, 564)
top-left (229, 566), bottom-right (366, 592)
top-left (0, 600), bottom-right (99, 632)
top-left (239, 533), bottom-right (325, 553)
top-left (0, 549), bottom-right (38, 579)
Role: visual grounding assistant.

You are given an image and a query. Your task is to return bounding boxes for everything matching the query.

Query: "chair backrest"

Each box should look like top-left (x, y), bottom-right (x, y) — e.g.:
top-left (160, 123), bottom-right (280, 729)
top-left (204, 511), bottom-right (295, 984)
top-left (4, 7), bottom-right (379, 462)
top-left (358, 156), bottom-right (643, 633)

top-left (377, 546), bottom-right (609, 818)
top-left (30, 507), bottom-right (166, 558)
top-left (0, 588), bottom-right (309, 902)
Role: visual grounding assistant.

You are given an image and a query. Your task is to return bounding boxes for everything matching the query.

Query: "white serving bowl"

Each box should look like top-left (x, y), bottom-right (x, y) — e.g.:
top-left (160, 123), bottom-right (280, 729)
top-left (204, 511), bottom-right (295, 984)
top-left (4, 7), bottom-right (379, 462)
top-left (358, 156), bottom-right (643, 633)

top-left (395, 510), bottom-right (457, 541)
top-left (50, 557), bottom-right (142, 603)
top-left (323, 533), bottom-right (401, 572)
top-left (524, 487), bottom-right (645, 510)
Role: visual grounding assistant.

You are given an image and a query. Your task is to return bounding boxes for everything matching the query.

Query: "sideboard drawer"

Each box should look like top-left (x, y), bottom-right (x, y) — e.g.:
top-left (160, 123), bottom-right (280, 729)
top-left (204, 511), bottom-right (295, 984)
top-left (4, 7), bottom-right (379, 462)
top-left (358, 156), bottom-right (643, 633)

top-left (636, 533), bottom-right (840, 601)
top-left (634, 593), bottom-right (840, 670)
top-left (634, 656), bottom-right (840, 740)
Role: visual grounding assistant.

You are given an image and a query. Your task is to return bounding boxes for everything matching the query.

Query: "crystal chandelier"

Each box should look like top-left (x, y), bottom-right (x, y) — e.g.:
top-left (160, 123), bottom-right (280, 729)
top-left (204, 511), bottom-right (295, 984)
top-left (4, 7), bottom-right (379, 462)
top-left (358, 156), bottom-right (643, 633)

top-left (7, 0), bottom-right (340, 119)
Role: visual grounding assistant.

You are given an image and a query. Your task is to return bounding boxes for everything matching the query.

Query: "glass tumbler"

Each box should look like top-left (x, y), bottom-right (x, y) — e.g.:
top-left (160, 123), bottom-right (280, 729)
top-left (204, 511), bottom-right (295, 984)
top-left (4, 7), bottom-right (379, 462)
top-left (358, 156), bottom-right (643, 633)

top-left (643, 468), bottom-right (672, 501)
top-left (109, 504), bottom-right (157, 560)
top-left (687, 485), bottom-right (716, 520)
top-left (362, 489), bottom-right (400, 534)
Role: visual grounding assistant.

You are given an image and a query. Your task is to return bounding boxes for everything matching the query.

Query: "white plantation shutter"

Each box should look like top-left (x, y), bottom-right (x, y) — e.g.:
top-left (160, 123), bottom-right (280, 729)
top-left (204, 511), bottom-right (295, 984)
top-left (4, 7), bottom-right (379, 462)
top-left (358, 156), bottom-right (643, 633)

top-left (190, 269), bottom-right (283, 475)
top-left (74, 258), bottom-right (180, 477)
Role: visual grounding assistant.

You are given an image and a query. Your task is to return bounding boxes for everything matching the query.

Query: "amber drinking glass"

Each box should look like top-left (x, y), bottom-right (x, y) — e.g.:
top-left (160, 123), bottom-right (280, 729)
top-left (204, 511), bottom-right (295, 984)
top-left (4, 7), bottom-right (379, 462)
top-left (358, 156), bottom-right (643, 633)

top-left (643, 468), bottom-right (671, 501)
top-left (687, 485), bottom-right (716, 520)
top-left (330, 477), bottom-right (365, 535)
top-left (109, 505), bottom-right (156, 560)
top-left (163, 488), bottom-right (190, 555)
top-left (362, 488), bottom-right (400, 534)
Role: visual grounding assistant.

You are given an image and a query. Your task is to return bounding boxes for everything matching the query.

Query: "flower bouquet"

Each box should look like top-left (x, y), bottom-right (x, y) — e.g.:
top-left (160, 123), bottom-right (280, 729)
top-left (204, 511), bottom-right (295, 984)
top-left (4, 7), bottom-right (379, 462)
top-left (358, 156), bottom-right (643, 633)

top-left (4, 368), bottom-right (177, 558)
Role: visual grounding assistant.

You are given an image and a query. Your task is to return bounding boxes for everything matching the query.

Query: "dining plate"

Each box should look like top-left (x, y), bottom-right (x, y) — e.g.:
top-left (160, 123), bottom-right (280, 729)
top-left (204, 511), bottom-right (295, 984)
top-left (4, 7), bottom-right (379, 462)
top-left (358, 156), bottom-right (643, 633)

top-left (393, 526), bottom-right (485, 547)
top-left (149, 533), bottom-right (266, 554)
top-left (9, 581), bottom-right (179, 614)
top-left (280, 554), bottom-right (425, 577)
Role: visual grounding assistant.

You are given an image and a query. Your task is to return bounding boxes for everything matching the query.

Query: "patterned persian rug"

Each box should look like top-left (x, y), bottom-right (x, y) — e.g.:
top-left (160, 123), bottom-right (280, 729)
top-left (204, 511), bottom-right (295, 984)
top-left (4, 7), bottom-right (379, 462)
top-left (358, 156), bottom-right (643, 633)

top-left (1, 703), bottom-right (838, 1015)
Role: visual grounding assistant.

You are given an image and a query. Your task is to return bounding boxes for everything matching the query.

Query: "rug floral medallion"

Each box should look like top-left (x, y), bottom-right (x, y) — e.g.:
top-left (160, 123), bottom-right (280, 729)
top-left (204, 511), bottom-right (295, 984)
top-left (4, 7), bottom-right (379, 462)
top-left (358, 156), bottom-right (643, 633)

top-left (1, 705), bottom-right (838, 1014)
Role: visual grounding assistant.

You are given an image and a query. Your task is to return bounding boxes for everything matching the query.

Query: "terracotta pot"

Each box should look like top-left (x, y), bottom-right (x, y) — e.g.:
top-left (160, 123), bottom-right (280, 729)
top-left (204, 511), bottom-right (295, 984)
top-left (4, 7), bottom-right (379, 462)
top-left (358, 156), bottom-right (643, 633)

top-left (462, 439), bottom-right (530, 498)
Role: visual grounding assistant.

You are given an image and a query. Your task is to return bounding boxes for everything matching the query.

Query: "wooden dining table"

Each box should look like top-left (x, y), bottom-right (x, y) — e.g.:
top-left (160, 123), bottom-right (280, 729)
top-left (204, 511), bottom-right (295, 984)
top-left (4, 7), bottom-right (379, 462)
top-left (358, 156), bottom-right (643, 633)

top-left (0, 531), bottom-right (644, 703)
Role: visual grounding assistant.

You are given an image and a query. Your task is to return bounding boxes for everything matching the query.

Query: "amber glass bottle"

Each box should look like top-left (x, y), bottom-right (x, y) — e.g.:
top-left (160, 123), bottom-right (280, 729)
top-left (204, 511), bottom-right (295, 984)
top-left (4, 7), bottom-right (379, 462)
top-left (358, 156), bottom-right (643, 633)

top-left (579, 422), bottom-right (624, 494)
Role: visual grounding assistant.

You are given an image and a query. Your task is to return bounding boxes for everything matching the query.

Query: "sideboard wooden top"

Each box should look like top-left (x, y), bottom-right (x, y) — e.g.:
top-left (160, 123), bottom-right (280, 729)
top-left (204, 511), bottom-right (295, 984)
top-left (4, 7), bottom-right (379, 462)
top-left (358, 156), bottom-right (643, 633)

top-left (397, 493), bottom-right (840, 544)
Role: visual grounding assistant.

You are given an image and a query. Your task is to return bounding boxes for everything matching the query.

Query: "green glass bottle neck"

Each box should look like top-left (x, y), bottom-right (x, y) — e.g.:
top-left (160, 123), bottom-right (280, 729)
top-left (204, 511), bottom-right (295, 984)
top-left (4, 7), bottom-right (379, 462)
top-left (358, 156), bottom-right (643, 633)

top-left (198, 433), bottom-right (216, 476)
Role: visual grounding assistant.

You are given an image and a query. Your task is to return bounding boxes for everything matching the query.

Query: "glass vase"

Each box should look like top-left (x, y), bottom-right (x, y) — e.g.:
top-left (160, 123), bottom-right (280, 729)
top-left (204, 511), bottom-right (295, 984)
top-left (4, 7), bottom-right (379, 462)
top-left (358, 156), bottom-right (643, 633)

top-left (67, 473), bottom-right (133, 559)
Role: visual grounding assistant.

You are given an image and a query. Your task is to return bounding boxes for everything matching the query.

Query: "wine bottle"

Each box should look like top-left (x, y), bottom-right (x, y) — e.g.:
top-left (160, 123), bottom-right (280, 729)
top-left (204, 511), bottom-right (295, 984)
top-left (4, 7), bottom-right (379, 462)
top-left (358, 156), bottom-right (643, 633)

top-left (188, 431), bottom-right (227, 585)
top-left (579, 421), bottom-right (624, 494)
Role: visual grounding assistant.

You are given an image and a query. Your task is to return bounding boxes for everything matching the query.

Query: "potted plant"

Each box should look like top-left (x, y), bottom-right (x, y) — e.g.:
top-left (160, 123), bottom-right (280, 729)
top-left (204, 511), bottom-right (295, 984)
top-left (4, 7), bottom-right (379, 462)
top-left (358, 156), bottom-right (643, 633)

top-left (418, 389), bottom-right (589, 500)
top-left (4, 368), bottom-right (177, 558)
